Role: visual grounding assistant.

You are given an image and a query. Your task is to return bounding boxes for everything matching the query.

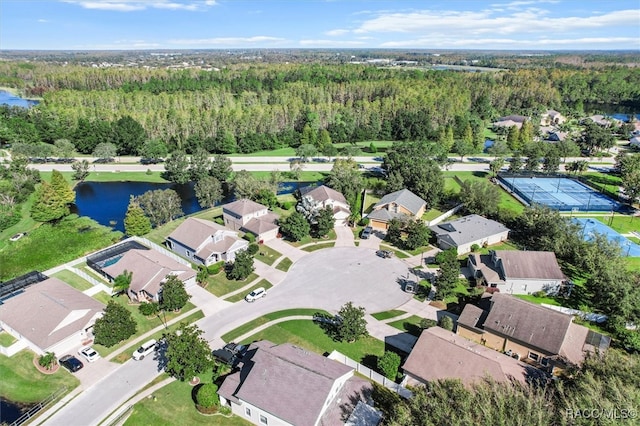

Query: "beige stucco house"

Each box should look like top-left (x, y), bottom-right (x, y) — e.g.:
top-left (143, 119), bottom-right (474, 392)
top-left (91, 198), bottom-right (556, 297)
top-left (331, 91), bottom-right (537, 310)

top-left (367, 189), bottom-right (427, 231)
top-left (299, 185), bottom-right (351, 226)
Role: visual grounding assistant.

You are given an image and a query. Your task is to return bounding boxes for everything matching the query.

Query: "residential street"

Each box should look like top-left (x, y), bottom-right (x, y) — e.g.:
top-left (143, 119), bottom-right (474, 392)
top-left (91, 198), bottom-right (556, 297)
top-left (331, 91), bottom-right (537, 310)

top-left (41, 233), bottom-right (440, 425)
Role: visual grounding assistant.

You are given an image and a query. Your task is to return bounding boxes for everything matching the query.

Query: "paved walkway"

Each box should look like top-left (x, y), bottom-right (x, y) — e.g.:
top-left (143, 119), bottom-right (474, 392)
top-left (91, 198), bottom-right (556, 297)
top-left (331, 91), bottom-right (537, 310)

top-left (263, 237), bottom-right (308, 263)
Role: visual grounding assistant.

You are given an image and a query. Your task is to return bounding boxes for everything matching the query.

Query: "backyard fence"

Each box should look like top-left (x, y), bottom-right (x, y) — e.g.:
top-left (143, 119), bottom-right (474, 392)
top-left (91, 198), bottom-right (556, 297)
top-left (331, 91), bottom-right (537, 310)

top-left (9, 387), bottom-right (67, 426)
top-left (541, 304), bottom-right (608, 323)
top-left (131, 236), bottom-right (192, 267)
top-left (426, 204), bottom-right (464, 227)
top-left (328, 351), bottom-right (413, 399)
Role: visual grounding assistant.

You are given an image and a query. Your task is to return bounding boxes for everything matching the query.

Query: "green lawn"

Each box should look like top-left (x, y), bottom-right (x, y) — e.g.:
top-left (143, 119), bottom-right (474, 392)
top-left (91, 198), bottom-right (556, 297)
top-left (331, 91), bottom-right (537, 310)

top-left (624, 257), bottom-right (640, 271)
top-left (422, 208), bottom-right (445, 222)
top-left (363, 193), bottom-right (381, 214)
top-left (52, 269), bottom-right (94, 291)
top-left (595, 215), bottom-right (640, 235)
top-left (112, 310), bottom-right (205, 363)
top-left (221, 309), bottom-right (330, 343)
top-left (0, 332), bottom-right (17, 347)
top-left (371, 310), bottom-right (407, 321)
top-left (302, 242), bottom-right (336, 252)
top-left (288, 229), bottom-right (337, 247)
top-left (388, 315), bottom-right (427, 337)
top-left (224, 279), bottom-right (273, 303)
top-left (275, 257), bottom-right (293, 272)
top-left (124, 373), bottom-right (251, 426)
top-left (0, 350), bottom-right (80, 403)
top-left (92, 291), bottom-right (112, 305)
top-left (477, 240), bottom-right (520, 254)
top-left (379, 244), bottom-right (409, 259)
top-left (144, 207), bottom-right (223, 246)
top-left (86, 171), bottom-right (170, 183)
top-left (0, 215), bottom-right (123, 281)
top-left (253, 245), bottom-right (281, 266)
top-left (240, 320), bottom-right (386, 365)
top-left (202, 273), bottom-right (259, 297)
top-left (93, 296), bottom-right (196, 357)
top-left (514, 294), bottom-right (562, 306)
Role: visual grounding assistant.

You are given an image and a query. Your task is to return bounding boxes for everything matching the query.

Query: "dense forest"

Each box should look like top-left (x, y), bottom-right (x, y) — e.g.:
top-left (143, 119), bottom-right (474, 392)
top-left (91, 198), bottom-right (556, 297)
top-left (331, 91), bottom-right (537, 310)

top-left (0, 60), bottom-right (639, 155)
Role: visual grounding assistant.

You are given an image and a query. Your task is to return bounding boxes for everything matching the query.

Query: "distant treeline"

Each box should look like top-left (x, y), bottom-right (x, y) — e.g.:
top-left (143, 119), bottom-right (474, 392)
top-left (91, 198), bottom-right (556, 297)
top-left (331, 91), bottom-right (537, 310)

top-left (0, 62), bottom-right (638, 155)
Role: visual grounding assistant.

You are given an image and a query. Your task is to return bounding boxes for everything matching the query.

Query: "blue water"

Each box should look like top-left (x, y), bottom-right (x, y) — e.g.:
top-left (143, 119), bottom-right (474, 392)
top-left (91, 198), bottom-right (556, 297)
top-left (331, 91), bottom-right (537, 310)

top-left (74, 180), bottom-right (314, 232)
top-left (0, 90), bottom-right (39, 108)
top-left (574, 218), bottom-right (640, 257)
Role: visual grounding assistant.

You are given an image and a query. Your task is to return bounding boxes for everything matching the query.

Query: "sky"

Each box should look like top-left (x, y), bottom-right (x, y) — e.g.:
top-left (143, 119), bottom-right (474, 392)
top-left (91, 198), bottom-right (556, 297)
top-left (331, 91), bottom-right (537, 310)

top-left (1, 0), bottom-right (639, 51)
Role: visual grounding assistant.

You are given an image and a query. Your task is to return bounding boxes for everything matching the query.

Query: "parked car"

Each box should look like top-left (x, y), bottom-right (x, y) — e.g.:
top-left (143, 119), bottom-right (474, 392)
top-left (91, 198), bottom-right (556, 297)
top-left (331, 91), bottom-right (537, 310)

top-left (59, 355), bottom-right (84, 373)
top-left (312, 313), bottom-right (343, 327)
top-left (132, 339), bottom-right (157, 361)
top-left (361, 226), bottom-right (373, 239)
top-left (9, 232), bottom-right (26, 242)
top-left (78, 346), bottom-right (100, 363)
top-left (212, 342), bottom-right (248, 366)
top-left (376, 250), bottom-right (393, 259)
top-left (245, 287), bottom-right (267, 302)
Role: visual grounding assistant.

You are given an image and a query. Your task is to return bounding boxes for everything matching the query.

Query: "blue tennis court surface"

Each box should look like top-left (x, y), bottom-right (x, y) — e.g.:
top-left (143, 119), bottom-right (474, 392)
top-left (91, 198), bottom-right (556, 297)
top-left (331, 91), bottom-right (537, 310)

top-left (574, 218), bottom-right (640, 257)
top-left (499, 176), bottom-right (621, 212)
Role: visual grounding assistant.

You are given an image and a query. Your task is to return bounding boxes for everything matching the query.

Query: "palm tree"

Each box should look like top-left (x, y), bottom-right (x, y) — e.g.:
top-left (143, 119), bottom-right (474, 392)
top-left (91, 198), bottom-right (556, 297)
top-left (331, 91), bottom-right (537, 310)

top-left (113, 270), bottom-right (132, 296)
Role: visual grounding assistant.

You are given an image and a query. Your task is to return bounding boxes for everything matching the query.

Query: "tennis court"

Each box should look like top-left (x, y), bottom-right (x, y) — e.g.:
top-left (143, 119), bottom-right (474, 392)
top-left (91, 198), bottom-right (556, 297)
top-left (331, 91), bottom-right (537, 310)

top-left (499, 176), bottom-right (621, 212)
top-left (574, 218), bottom-right (640, 257)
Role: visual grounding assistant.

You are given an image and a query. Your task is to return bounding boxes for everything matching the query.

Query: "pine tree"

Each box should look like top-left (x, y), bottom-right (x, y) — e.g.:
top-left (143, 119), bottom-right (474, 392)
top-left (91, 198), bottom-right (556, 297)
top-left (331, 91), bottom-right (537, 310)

top-left (124, 196), bottom-right (152, 236)
top-left (30, 181), bottom-right (69, 222)
top-left (50, 170), bottom-right (75, 205)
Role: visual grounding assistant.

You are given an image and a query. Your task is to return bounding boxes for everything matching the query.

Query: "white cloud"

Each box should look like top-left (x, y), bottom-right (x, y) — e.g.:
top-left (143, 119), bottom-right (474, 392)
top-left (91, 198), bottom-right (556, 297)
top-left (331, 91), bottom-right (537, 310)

top-left (37, 19), bottom-right (49, 23)
top-left (352, 8), bottom-right (640, 38)
top-left (62, 0), bottom-right (216, 12)
top-left (325, 29), bottom-right (349, 36)
top-left (380, 36), bottom-right (638, 48)
top-left (169, 36), bottom-right (286, 46)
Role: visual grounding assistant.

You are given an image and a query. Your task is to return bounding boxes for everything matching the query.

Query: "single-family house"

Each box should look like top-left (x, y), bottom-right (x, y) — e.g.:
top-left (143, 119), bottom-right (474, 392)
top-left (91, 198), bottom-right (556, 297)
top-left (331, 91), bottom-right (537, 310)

top-left (299, 185), bottom-right (351, 226)
top-left (218, 340), bottom-right (381, 426)
top-left (492, 115), bottom-right (528, 130)
top-left (402, 326), bottom-right (533, 388)
top-left (457, 293), bottom-right (610, 371)
top-left (102, 248), bottom-right (196, 302)
top-left (540, 110), bottom-right (566, 126)
top-left (584, 115), bottom-right (619, 128)
top-left (467, 250), bottom-right (566, 295)
top-left (546, 131), bottom-right (568, 142)
top-left (367, 189), bottom-right (427, 231)
top-left (0, 277), bottom-right (105, 355)
top-left (167, 217), bottom-right (249, 265)
top-left (430, 214), bottom-right (510, 255)
top-left (222, 199), bottom-right (280, 242)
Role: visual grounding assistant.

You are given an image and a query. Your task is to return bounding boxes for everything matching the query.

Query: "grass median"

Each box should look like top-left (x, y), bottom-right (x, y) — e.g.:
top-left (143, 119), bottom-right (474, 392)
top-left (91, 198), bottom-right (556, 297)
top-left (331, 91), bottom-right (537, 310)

top-left (221, 309), bottom-right (329, 343)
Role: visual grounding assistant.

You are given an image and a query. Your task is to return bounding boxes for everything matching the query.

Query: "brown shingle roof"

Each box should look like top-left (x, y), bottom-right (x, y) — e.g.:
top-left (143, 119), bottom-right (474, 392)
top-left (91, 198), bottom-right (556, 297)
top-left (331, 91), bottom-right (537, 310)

top-left (223, 198), bottom-right (268, 216)
top-left (242, 216), bottom-right (279, 236)
top-left (457, 304), bottom-right (488, 330)
top-left (168, 217), bottom-right (226, 250)
top-left (494, 250), bottom-right (565, 280)
top-left (103, 249), bottom-right (195, 296)
top-left (302, 185), bottom-right (348, 205)
top-left (219, 341), bottom-right (352, 426)
top-left (0, 278), bottom-right (104, 351)
top-left (402, 327), bottom-right (529, 387)
top-left (484, 294), bottom-right (573, 354)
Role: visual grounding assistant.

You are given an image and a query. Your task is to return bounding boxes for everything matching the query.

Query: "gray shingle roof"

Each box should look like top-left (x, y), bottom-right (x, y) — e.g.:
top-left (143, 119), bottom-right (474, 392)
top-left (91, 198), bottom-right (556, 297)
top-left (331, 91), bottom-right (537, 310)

top-left (218, 341), bottom-right (352, 426)
top-left (484, 294), bottom-right (573, 355)
top-left (494, 250), bottom-right (564, 280)
top-left (223, 198), bottom-right (268, 216)
top-left (0, 277), bottom-right (104, 351)
top-left (430, 215), bottom-right (509, 247)
top-left (373, 189), bottom-right (426, 216)
top-left (402, 327), bottom-right (529, 387)
top-left (167, 217), bottom-right (226, 250)
top-left (301, 185), bottom-right (348, 205)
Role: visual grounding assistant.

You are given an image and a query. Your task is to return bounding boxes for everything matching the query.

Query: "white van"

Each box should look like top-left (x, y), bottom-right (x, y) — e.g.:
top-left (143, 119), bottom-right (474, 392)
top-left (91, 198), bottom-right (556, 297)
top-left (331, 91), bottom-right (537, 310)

top-left (132, 339), bottom-right (157, 361)
top-left (245, 287), bottom-right (267, 302)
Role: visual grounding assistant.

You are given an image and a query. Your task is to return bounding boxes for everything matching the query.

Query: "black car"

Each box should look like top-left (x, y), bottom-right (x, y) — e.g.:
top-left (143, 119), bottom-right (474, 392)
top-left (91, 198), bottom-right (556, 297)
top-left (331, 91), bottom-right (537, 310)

top-left (376, 250), bottom-right (393, 259)
top-left (59, 355), bottom-right (84, 373)
top-left (212, 342), bottom-right (247, 366)
top-left (361, 226), bottom-right (373, 239)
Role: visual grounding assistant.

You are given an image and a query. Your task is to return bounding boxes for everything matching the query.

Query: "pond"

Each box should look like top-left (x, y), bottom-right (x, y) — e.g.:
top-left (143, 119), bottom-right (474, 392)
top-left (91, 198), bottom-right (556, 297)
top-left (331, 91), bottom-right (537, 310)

top-left (74, 180), bottom-right (315, 232)
top-left (0, 90), bottom-right (39, 108)
top-left (0, 398), bottom-right (33, 424)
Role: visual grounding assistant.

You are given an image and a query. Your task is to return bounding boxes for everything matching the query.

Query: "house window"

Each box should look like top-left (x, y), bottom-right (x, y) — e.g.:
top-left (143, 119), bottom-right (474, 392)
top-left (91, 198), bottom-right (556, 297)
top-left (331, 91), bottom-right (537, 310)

top-left (528, 352), bottom-right (539, 362)
top-left (259, 415), bottom-right (268, 425)
top-left (541, 357), bottom-right (550, 367)
top-left (245, 407), bottom-right (251, 417)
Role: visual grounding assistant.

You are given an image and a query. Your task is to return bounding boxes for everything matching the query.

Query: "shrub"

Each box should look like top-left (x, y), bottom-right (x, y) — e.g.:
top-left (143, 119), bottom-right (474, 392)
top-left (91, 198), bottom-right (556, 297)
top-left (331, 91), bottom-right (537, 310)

top-left (196, 383), bottom-right (219, 408)
top-left (369, 142), bottom-right (378, 153)
top-left (139, 301), bottom-right (160, 316)
top-left (377, 351), bottom-right (401, 380)
top-left (358, 217), bottom-right (370, 227)
top-left (532, 290), bottom-right (547, 298)
top-left (439, 315), bottom-right (454, 331)
top-left (419, 318), bottom-right (437, 330)
top-left (213, 216), bottom-right (224, 225)
top-left (247, 243), bottom-right (259, 256)
top-left (470, 243), bottom-right (481, 252)
top-left (207, 261), bottom-right (224, 275)
top-left (38, 352), bottom-right (57, 370)
top-left (280, 201), bottom-right (294, 210)
top-left (243, 232), bottom-right (256, 243)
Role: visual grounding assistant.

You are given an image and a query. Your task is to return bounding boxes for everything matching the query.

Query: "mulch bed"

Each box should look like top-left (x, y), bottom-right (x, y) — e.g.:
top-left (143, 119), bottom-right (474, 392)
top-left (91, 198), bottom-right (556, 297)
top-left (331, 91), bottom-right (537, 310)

top-left (32, 356), bottom-right (60, 375)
